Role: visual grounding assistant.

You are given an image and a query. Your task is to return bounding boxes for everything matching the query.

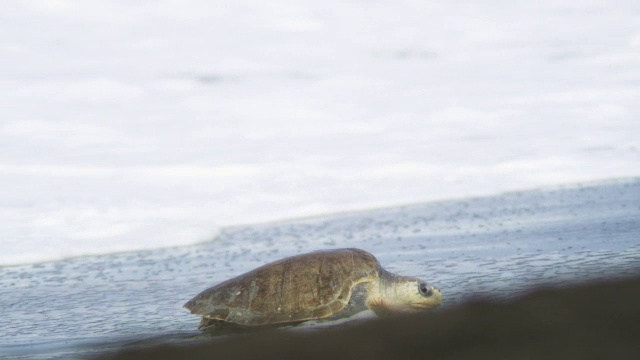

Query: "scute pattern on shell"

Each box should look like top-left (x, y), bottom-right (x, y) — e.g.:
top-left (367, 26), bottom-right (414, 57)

top-left (184, 248), bottom-right (381, 326)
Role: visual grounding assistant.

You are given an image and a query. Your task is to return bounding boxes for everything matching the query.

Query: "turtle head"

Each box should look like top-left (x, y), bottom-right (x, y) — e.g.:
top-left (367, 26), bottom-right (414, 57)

top-left (368, 271), bottom-right (443, 316)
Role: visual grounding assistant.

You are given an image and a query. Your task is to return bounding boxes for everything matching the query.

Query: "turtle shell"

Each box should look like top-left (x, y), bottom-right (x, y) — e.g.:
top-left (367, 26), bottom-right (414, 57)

top-left (184, 248), bottom-right (381, 327)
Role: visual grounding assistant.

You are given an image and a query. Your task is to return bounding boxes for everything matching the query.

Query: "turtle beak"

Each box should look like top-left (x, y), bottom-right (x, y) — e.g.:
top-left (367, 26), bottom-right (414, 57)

top-left (420, 286), bottom-right (443, 309)
top-left (431, 287), bottom-right (443, 305)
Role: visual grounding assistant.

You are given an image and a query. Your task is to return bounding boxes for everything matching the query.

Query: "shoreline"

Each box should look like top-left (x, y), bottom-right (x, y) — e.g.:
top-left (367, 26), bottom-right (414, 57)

top-left (1, 177), bottom-right (637, 268)
top-left (2, 178), bottom-right (639, 359)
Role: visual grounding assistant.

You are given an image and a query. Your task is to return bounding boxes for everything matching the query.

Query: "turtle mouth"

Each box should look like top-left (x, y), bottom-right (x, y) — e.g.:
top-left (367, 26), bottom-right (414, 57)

top-left (409, 302), bottom-right (441, 310)
top-left (409, 291), bottom-right (444, 309)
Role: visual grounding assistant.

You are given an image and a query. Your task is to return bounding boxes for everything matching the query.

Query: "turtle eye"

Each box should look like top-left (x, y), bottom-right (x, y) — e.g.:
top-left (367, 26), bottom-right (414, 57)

top-left (418, 282), bottom-right (432, 297)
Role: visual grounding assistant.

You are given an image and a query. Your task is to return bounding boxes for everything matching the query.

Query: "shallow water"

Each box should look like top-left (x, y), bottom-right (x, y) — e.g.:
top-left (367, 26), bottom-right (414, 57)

top-left (1, 179), bottom-right (639, 359)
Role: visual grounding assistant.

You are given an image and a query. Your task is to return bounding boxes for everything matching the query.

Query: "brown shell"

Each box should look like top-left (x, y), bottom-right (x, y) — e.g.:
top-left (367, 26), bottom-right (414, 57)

top-left (184, 248), bottom-right (381, 326)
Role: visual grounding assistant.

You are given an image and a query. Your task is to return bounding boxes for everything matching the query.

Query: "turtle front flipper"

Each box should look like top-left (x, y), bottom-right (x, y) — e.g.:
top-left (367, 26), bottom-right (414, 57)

top-left (198, 317), bottom-right (225, 330)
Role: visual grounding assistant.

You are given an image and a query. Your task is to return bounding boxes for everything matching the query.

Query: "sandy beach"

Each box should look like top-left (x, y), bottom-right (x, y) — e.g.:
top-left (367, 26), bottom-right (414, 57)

top-left (100, 276), bottom-right (640, 360)
top-left (2, 178), bottom-right (639, 359)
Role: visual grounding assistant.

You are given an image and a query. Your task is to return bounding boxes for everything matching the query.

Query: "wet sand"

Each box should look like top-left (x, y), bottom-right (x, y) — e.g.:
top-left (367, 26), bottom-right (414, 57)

top-left (2, 178), bottom-right (639, 359)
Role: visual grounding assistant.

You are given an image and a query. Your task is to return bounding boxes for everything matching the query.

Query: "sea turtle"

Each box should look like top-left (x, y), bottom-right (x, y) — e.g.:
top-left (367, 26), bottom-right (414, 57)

top-left (184, 248), bottom-right (443, 329)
